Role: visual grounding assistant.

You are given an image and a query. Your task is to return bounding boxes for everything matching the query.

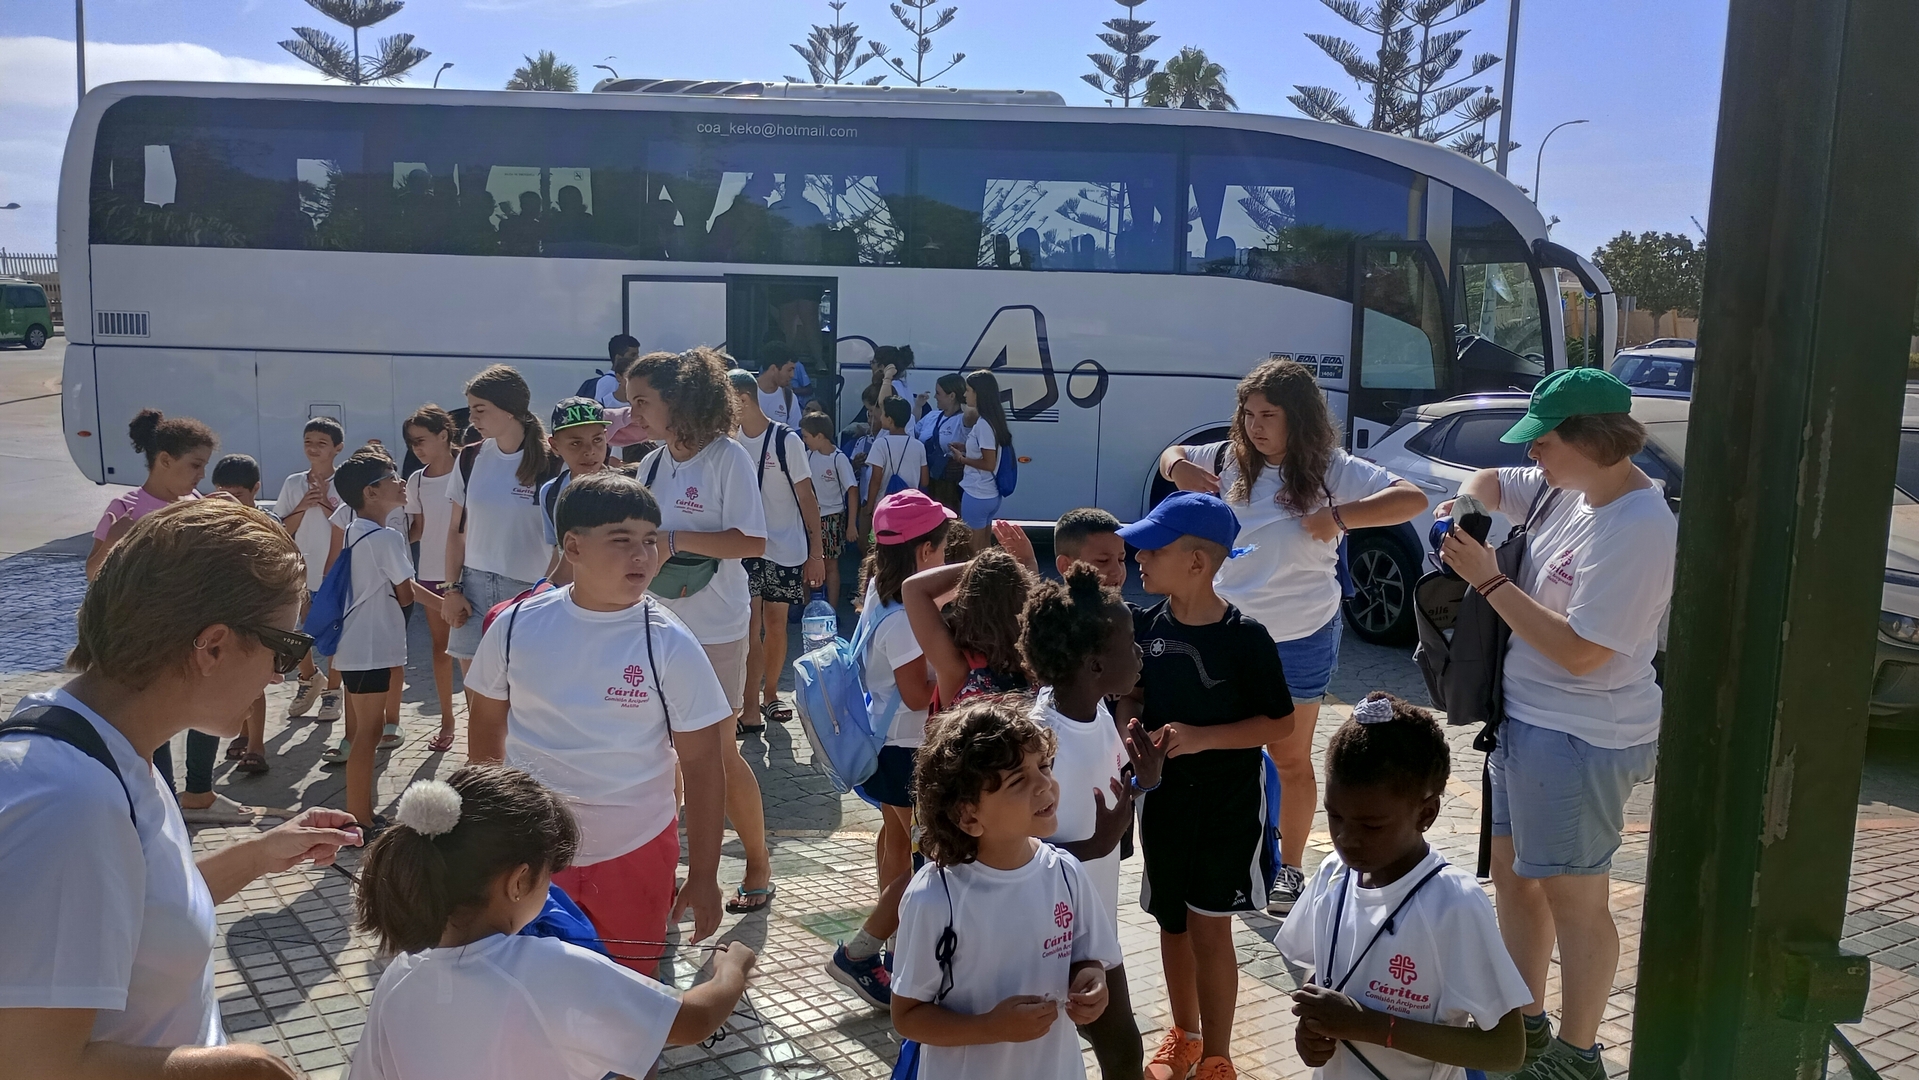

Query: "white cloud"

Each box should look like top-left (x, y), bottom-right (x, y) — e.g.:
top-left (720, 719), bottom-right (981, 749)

top-left (0, 37), bottom-right (329, 251)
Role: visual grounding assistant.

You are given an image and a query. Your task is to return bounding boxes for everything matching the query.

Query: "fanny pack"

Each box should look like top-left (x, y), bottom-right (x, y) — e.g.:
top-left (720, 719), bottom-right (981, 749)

top-left (645, 452), bottom-right (721, 599)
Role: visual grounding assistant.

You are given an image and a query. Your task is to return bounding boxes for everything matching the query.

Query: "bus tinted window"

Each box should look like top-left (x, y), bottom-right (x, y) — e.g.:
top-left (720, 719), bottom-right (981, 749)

top-left (913, 122), bottom-right (1178, 272)
top-left (1453, 190), bottom-right (1546, 360)
top-left (643, 118), bottom-right (908, 266)
top-left (1183, 128), bottom-right (1415, 302)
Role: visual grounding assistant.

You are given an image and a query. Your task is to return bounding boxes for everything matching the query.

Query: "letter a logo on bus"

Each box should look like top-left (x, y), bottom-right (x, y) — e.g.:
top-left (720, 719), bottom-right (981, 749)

top-left (960, 305), bottom-right (1058, 420)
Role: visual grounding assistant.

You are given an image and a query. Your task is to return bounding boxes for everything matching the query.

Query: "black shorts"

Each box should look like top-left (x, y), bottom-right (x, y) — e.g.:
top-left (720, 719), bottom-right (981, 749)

top-left (745, 557), bottom-right (807, 605)
top-left (856, 744), bottom-right (916, 808)
top-left (339, 667), bottom-right (393, 695)
top-left (1139, 762), bottom-right (1271, 934)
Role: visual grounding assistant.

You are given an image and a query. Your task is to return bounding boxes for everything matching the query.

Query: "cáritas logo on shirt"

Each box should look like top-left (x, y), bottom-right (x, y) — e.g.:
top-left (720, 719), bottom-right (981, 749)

top-left (605, 664), bottom-right (651, 706)
top-left (1545, 546), bottom-right (1576, 587)
top-left (676, 485), bottom-right (704, 515)
top-left (1365, 953), bottom-right (1430, 1007)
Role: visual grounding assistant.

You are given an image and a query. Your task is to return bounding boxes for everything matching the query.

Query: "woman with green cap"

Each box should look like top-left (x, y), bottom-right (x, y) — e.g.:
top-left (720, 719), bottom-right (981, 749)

top-left (1437, 367), bottom-right (1676, 1080)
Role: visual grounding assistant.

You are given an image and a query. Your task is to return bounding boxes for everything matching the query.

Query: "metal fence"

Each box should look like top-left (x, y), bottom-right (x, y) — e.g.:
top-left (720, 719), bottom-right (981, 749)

top-left (0, 251), bottom-right (56, 277)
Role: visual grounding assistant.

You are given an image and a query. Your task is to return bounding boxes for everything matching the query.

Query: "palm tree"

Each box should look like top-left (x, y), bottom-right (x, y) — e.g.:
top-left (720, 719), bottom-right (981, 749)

top-left (1142, 46), bottom-right (1237, 110)
top-left (506, 51), bottom-right (579, 91)
top-left (280, 0), bottom-right (429, 85)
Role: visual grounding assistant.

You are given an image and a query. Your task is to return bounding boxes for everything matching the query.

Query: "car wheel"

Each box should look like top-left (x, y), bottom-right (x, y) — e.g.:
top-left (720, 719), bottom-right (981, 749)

top-left (23, 326), bottom-right (46, 350)
top-left (1343, 531), bottom-right (1420, 645)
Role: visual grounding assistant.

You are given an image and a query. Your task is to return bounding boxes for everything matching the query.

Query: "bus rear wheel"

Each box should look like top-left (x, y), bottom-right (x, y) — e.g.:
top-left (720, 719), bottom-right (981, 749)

top-left (1342, 530), bottom-right (1419, 645)
top-left (24, 325), bottom-right (47, 350)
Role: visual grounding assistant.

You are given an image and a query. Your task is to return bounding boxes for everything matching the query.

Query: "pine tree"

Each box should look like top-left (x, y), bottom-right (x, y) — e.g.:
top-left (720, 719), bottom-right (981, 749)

top-left (279, 0), bottom-right (429, 86)
top-left (789, 1), bottom-right (890, 84)
top-left (1289, 0), bottom-right (1509, 163)
top-left (881, 0), bottom-right (964, 86)
top-left (1081, 0), bottom-right (1160, 107)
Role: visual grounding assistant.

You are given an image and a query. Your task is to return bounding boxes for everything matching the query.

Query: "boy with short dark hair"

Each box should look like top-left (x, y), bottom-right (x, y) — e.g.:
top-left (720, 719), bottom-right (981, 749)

top-left (276, 417), bottom-right (346, 721)
top-left (1054, 508), bottom-right (1127, 588)
top-left (466, 471), bottom-right (733, 974)
top-left (801, 412), bottom-right (857, 608)
top-left (596, 334), bottom-right (642, 406)
top-left (541, 396), bottom-right (620, 586)
top-left (1117, 492), bottom-right (1296, 1080)
top-left (326, 449), bottom-right (416, 829)
top-left (861, 396), bottom-right (929, 538)
top-left (211, 454), bottom-right (271, 774)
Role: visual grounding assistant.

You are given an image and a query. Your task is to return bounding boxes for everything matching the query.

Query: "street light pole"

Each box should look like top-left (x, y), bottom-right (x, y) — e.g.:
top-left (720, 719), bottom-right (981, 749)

top-left (75, 0), bottom-right (87, 105)
top-left (1494, 0), bottom-right (1520, 175)
top-left (1531, 118), bottom-right (1588, 205)
top-left (432, 62), bottom-right (453, 88)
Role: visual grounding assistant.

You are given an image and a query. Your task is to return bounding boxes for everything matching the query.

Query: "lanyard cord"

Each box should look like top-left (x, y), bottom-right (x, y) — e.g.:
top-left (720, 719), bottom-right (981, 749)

top-left (1322, 862), bottom-right (1447, 993)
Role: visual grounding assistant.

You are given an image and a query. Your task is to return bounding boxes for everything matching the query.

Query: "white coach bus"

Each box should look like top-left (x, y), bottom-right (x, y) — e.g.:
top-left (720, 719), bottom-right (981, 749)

top-left (57, 79), bottom-right (1612, 639)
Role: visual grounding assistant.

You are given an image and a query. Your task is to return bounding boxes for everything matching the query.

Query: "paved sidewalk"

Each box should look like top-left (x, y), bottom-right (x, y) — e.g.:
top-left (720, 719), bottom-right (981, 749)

top-left (5, 557), bottom-right (1919, 1078)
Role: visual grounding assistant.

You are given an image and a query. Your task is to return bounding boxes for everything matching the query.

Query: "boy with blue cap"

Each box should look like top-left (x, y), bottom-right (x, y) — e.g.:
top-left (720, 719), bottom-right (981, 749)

top-left (1117, 492), bottom-right (1298, 1080)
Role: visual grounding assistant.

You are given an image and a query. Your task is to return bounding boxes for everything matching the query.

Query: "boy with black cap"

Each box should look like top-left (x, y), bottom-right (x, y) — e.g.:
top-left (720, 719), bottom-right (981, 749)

top-left (542, 396), bottom-right (622, 586)
top-left (1118, 491), bottom-right (1296, 1080)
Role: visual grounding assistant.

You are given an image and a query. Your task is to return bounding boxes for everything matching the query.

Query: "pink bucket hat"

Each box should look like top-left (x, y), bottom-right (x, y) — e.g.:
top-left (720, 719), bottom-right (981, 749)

top-left (873, 489), bottom-right (957, 544)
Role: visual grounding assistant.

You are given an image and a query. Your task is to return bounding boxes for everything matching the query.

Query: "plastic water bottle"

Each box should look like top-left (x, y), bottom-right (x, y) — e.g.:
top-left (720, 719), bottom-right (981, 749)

top-left (802, 592), bottom-right (838, 653)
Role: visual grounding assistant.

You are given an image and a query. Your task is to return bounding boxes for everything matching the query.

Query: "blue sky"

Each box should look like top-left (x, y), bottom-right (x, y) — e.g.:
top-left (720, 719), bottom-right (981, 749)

top-left (1, 0), bottom-right (1726, 258)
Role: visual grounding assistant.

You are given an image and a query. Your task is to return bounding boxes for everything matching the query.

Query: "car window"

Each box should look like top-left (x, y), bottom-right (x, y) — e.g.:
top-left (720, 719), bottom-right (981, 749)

top-left (1439, 411), bottom-right (1531, 469)
top-left (1898, 430), bottom-right (1919, 501)
top-left (1618, 357), bottom-right (1692, 391)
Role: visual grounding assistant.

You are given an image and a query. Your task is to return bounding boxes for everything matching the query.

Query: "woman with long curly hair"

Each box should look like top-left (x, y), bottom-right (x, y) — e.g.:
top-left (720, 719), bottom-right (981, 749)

top-left (625, 347), bottom-right (779, 916)
top-left (1154, 357), bottom-right (1427, 914)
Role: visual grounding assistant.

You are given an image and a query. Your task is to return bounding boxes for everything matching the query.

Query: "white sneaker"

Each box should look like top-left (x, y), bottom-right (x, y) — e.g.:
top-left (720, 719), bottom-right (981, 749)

top-left (1267, 863), bottom-right (1307, 916)
top-left (316, 691), bottom-right (343, 722)
top-left (286, 677), bottom-right (320, 718)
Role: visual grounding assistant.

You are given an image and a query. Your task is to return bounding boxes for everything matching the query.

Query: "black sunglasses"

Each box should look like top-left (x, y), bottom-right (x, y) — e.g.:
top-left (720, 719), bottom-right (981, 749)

top-left (244, 625), bottom-right (315, 675)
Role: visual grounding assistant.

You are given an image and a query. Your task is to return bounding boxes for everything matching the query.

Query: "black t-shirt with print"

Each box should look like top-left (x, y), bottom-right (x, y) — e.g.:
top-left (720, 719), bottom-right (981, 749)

top-left (1133, 599), bottom-right (1293, 785)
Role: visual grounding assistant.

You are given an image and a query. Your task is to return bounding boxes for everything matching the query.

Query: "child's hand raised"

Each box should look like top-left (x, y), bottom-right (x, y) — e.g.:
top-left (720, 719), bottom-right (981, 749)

top-left (1064, 964), bottom-right (1109, 1025)
top-left (990, 519), bottom-right (1038, 574)
top-left (1292, 984), bottom-right (1382, 1044)
top-left (1123, 717), bottom-right (1166, 789)
top-left (986, 995), bottom-right (1058, 1043)
top-left (1086, 777), bottom-right (1134, 856)
top-left (1153, 722), bottom-right (1212, 759)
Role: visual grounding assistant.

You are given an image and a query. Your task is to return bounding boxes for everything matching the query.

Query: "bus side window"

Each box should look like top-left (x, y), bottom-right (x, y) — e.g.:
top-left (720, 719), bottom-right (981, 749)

top-left (1358, 246), bottom-right (1448, 392)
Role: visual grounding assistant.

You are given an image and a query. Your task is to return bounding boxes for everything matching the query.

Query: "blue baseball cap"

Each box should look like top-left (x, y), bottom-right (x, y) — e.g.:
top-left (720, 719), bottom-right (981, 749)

top-left (1118, 491), bottom-right (1242, 552)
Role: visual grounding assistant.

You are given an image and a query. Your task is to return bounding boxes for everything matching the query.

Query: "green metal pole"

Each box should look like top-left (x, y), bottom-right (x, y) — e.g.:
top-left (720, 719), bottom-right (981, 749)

top-left (1631, 1), bottom-right (1919, 1077)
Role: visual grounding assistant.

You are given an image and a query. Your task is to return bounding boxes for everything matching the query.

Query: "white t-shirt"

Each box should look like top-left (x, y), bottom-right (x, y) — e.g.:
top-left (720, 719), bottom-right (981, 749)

top-left (332, 517), bottom-right (415, 672)
top-left (894, 845), bottom-right (1120, 1080)
top-left (639, 438), bottom-right (768, 644)
top-left (348, 933), bottom-right (679, 1080)
top-left (1275, 849), bottom-right (1533, 1080)
top-left (0, 690), bottom-right (223, 1048)
top-left (406, 467), bottom-right (456, 582)
top-left (866, 432), bottom-right (926, 496)
top-left (327, 501), bottom-right (409, 538)
top-left (961, 420), bottom-right (1002, 499)
top-left (467, 589), bottom-right (731, 864)
top-left (861, 581), bottom-right (928, 748)
top-left (758, 383), bottom-right (804, 429)
top-left (448, 440), bottom-right (552, 585)
top-left (1032, 689), bottom-right (1126, 937)
top-left (274, 469), bottom-right (342, 591)
top-left (593, 371), bottom-right (624, 408)
top-left (734, 424), bottom-right (812, 568)
top-left (1200, 443), bottom-right (1401, 642)
top-left (915, 408), bottom-right (966, 454)
top-left (1497, 466), bottom-right (1677, 749)
top-left (810, 448), bottom-right (857, 515)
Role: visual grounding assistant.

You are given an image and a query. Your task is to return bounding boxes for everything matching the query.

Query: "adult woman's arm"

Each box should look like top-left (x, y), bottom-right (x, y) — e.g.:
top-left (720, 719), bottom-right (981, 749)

top-left (197, 807), bottom-right (362, 905)
top-left (1436, 467), bottom-right (1506, 520)
top-left (0, 1009), bottom-right (298, 1080)
top-left (1440, 529), bottom-right (1616, 677)
top-left (902, 562), bottom-right (969, 702)
top-left (666, 527), bottom-right (765, 560)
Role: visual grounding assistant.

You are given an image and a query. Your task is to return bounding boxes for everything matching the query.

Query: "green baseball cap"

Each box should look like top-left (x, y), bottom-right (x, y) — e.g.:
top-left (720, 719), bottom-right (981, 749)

top-left (550, 396), bottom-right (608, 432)
top-left (1501, 368), bottom-right (1634, 444)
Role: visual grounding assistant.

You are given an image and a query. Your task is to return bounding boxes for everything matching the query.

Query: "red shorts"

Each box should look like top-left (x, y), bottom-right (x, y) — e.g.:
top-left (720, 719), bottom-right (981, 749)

top-left (551, 824), bottom-right (680, 976)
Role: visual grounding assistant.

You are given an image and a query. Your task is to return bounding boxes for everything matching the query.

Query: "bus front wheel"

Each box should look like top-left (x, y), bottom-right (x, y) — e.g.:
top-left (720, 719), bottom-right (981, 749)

top-left (1342, 529), bottom-right (1420, 645)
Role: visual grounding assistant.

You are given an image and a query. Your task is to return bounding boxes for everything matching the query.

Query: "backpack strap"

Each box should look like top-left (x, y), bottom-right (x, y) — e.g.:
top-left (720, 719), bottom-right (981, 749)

top-left (456, 442), bottom-right (483, 534)
top-left (644, 449), bottom-right (665, 490)
top-left (849, 602), bottom-right (906, 738)
top-left (0, 705), bottom-right (135, 825)
top-left (544, 470), bottom-right (571, 528)
top-left (1213, 442), bottom-right (1229, 477)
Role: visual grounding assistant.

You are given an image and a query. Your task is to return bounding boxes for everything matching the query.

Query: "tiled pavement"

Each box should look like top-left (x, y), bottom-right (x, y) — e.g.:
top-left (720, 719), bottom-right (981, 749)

top-left (5, 550), bottom-right (1919, 1078)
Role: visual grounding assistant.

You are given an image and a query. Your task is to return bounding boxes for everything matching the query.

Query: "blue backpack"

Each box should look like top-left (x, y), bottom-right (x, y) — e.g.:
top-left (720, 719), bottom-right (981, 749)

top-left (792, 601), bottom-right (905, 793)
top-left (302, 531), bottom-right (372, 657)
top-left (994, 438), bottom-right (1017, 497)
top-left (871, 434), bottom-right (914, 498)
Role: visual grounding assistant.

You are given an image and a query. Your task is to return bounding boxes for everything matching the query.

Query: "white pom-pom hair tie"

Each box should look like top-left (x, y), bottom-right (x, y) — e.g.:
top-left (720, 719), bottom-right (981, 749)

top-left (394, 780), bottom-right (463, 837)
top-left (1352, 697), bottom-right (1396, 725)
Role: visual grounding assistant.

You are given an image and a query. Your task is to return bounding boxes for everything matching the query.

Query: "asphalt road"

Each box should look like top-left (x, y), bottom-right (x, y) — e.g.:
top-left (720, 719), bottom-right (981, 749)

top-left (0, 335), bottom-right (122, 556)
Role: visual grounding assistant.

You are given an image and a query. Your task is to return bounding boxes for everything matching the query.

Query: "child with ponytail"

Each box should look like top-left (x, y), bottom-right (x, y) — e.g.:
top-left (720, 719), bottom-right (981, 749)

top-left (352, 766), bottom-right (756, 1080)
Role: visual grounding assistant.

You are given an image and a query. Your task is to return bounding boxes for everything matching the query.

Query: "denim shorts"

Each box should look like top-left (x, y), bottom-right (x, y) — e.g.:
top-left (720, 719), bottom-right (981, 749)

top-left (446, 568), bottom-right (535, 660)
top-left (1273, 614), bottom-right (1342, 702)
top-left (1489, 718), bottom-right (1658, 878)
top-left (960, 491), bottom-right (1001, 529)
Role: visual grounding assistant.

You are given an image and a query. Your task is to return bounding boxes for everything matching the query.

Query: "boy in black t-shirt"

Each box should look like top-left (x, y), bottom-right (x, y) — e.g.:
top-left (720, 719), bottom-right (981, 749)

top-left (1117, 492), bottom-right (1295, 1080)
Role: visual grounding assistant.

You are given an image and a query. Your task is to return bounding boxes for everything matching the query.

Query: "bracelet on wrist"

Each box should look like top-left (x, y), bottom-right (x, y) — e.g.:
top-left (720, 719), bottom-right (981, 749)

top-left (1476, 573), bottom-right (1510, 597)
top-left (1130, 774), bottom-right (1160, 794)
top-left (1385, 1013), bottom-right (1396, 1048)
top-left (1328, 503), bottom-right (1348, 533)
top-left (667, 531), bottom-right (677, 557)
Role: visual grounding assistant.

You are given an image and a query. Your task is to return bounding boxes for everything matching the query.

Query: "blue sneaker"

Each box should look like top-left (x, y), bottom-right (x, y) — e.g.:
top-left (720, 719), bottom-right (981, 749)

top-left (828, 944), bottom-right (892, 1008)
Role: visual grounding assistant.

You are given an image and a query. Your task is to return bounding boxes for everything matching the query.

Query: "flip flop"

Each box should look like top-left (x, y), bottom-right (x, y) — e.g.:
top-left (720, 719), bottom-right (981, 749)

top-left (737, 716), bottom-right (766, 739)
top-left (426, 730), bottom-right (456, 753)
top-left (760, 700), bottom-right (793, 724)
top-left (378, 723), bottom-right (403, 750)
top-left (236, 751), bottom-right (270, 775)
top-left (225, 735), bottom-right (249, 760)
top-left (725, 884), bottom-right (776, 914)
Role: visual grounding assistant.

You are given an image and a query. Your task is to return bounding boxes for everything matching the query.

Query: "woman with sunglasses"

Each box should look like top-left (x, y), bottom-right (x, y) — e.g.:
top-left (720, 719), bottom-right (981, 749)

top-left (0, 499), bottom-right (361, 1080)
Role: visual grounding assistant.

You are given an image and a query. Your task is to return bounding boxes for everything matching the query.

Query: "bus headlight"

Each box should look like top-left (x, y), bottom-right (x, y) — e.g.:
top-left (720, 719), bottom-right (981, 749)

top-left (1880, 611), bottom-right (1919, 645)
